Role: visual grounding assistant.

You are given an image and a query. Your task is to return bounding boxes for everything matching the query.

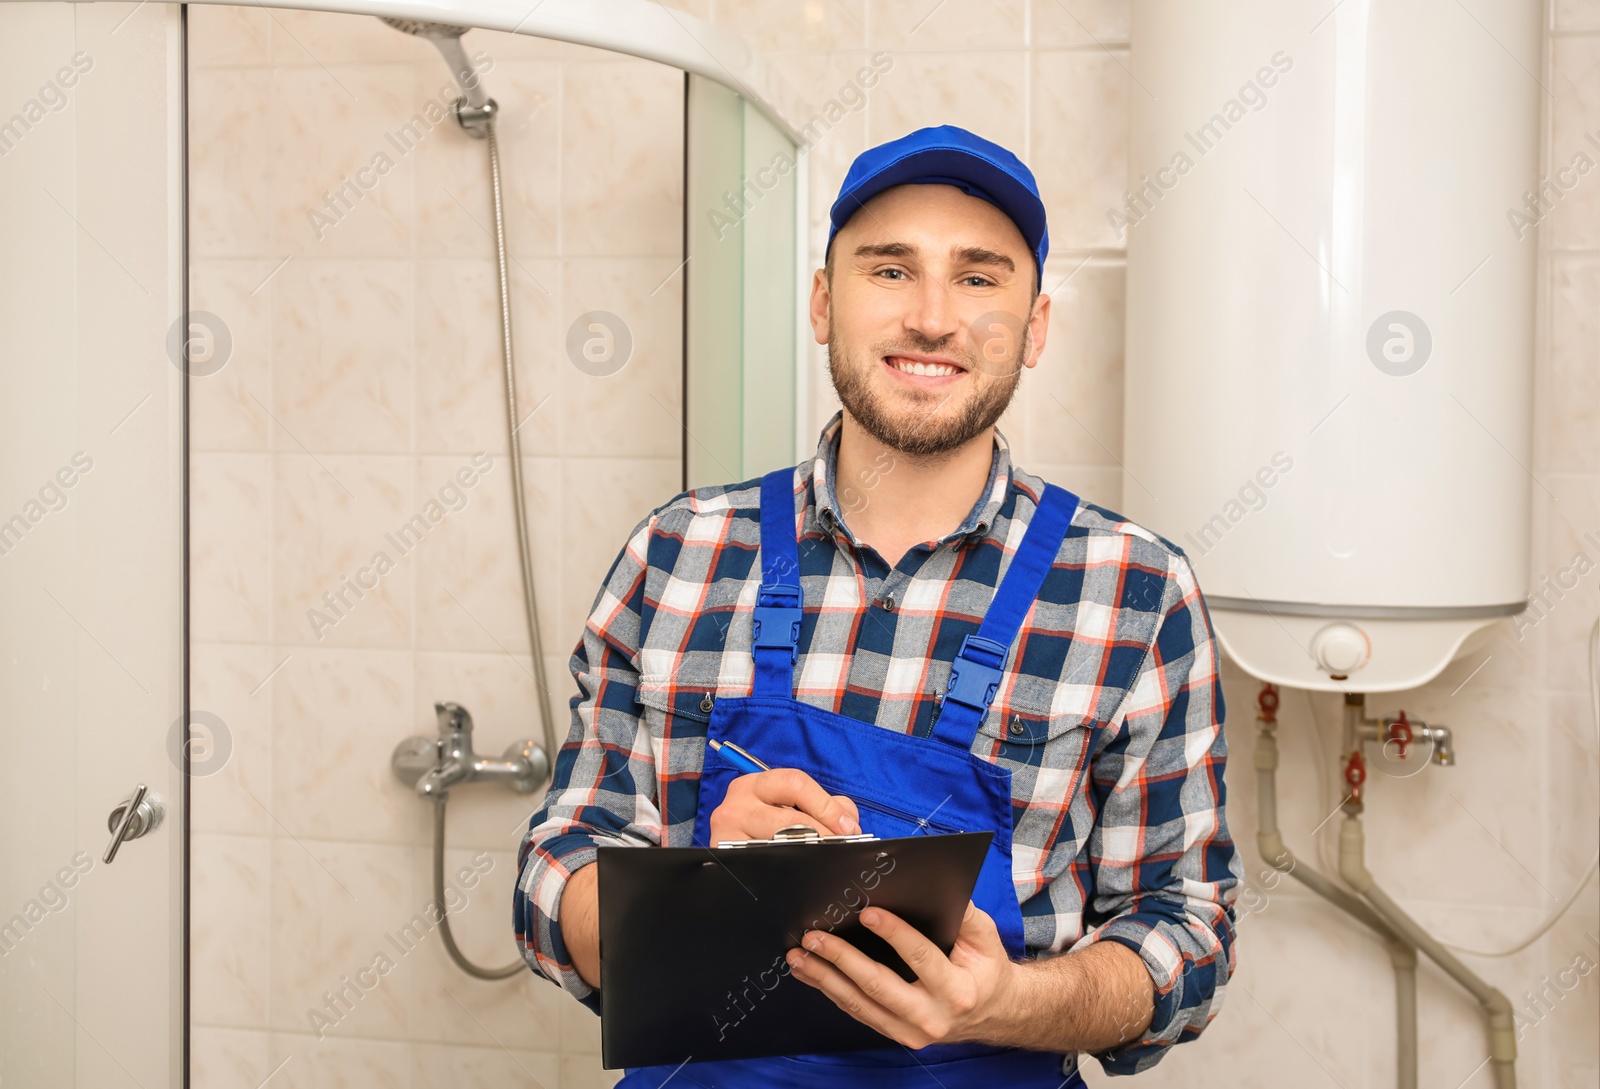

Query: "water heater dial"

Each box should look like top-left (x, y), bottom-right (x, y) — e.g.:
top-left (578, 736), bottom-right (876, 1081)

top-left (1311, 622), bottom-right (1371, 676)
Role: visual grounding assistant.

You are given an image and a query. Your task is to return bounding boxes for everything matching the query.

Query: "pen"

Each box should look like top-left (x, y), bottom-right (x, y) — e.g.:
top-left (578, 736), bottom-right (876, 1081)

top-left (707, 738), bottom-right (770, 774)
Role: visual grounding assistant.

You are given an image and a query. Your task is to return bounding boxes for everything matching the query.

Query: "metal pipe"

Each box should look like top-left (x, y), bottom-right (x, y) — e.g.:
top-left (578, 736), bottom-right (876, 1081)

top-left (1393, 943), bottom-right (1418, 1089)
top-left (1255, 714), bottom-right (1418, 1089)
top-left (1339, 813), bottom-right (1518, 1089)
top-left (1256, 737), bottom-right (1392, 934)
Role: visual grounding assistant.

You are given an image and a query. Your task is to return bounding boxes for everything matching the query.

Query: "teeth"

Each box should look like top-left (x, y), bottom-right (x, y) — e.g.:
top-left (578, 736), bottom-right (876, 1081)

top-left (890, 358), bottom-right (958, 378)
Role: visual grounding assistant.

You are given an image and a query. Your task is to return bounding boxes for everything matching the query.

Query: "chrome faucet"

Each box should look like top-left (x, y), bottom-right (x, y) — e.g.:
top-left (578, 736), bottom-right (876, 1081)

top-left (391, 701), bottom-right (549, 799)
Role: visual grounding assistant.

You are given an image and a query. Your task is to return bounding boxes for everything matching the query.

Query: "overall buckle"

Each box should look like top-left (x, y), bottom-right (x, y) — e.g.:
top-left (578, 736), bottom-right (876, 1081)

top-left (752, 582), bottom-right (802, 662)
top-left (942, 634), bottom-right (1008, 715)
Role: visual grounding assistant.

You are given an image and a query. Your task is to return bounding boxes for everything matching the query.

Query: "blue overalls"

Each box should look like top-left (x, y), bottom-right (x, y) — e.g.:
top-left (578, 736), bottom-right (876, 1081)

top-left (617, 469), bottom-right (1088, 1089)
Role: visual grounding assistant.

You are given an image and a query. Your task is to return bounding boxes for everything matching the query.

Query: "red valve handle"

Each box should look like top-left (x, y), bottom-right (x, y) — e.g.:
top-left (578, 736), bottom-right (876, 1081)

top-left (1390, 710), bottom-right (1412, 761)
top-left (1343, 750), bottom-right (1366, 802)
top-left (1258, 683), bottom-right (1279, 721)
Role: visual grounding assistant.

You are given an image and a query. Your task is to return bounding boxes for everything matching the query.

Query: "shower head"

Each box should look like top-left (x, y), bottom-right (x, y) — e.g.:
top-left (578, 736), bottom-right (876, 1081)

top-left (378, 16), bottom-right (469, 38)
top-left (378, 15), bottom-right (490, 112)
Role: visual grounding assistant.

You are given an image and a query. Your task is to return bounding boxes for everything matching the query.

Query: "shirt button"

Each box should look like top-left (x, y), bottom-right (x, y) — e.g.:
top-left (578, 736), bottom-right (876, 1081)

top-left (1008, 716), bottom-right (1025, 736)
top-left (880, 593), bottom-right (895, 612)
top-left (700, 694), bottom-right (715, 713)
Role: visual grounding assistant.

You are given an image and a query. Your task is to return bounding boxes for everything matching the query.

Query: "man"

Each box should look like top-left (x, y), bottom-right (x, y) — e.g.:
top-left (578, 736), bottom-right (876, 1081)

top-left (516, 125), bottom-right (1240, 1087)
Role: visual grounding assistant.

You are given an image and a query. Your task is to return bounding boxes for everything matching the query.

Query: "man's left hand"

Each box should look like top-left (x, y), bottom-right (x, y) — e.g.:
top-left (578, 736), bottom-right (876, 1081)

top-left (785, 900), bottom-right (1015, 1049)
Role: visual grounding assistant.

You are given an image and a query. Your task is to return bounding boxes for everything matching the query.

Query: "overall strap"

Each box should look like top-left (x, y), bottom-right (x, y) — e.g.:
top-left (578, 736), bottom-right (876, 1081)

top-left (752, 469), bottom-right (803, 697)
top-left (931, 483), bottom-right (1080, 749)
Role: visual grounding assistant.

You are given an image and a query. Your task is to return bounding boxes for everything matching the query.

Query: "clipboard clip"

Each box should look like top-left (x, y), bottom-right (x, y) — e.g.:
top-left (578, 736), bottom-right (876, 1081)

top-left (715, 822), bottom-right (880, 849)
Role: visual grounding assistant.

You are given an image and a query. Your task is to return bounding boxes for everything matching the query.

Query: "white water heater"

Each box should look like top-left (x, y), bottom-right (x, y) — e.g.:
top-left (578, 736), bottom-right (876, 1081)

top-left (1121, 0), bottom-right (1540, 692)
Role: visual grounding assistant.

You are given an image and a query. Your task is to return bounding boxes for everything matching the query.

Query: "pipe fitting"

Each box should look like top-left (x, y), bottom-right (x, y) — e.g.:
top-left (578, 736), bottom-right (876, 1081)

top-left (1485, 991), bottom-right (1517, 1064)
top-left (1415, 720), bottom-right (1455, 766)
top-left (1386, 939), bottom-right (1418, 970)
top-left (1257, 828), bottom-right (1293, 873)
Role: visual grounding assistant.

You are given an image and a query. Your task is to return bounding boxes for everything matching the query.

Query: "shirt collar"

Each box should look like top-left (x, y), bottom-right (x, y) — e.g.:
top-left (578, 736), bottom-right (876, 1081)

top-left (808, 410), bottom-right (1013, 547)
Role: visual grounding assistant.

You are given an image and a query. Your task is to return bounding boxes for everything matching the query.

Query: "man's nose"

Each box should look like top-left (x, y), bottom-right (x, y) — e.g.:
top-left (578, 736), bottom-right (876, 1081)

top-left (902, 278), bottom-right (964, 346)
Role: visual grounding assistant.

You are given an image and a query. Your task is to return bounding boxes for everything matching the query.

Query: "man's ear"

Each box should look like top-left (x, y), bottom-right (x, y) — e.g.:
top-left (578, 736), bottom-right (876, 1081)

top-left (809, 267), bottom-right (832, 346)
top-left (1023, 289), bottom-right (1051, 370)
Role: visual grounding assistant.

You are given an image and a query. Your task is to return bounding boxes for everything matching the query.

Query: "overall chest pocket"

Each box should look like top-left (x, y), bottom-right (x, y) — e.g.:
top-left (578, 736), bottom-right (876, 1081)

top-left (805, 767), bottom-right (969, 837)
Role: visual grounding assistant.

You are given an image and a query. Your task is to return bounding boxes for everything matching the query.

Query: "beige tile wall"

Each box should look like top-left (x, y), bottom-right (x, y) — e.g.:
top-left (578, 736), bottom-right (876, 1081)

top-left (187, 8), bottom-right (681, 1086)
top-left (188, 2), bottom-right (1599, 1087)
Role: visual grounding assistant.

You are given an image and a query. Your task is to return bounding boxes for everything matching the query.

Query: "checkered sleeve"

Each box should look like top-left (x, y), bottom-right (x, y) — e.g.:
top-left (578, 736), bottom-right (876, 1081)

top-left (514, 510), bottom-right (666, 1013)
top-left (1073, 550), bottom-right (1241, 1075)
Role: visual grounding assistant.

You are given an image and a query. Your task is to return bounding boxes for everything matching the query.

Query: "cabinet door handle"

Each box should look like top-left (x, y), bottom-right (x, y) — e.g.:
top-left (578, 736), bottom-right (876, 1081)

top-left (103, 784), bottom-right (164, 863)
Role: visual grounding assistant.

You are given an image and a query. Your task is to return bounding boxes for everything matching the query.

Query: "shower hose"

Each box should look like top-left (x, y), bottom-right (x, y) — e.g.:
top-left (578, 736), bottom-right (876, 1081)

top-left (434, 113), bottom-right (555, 981)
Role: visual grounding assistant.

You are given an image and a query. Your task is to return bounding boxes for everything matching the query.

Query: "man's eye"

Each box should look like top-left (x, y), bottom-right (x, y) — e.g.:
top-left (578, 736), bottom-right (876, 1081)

top-left (963, 275), bottom-right (994, 287)
top-left (878, 268), bottom-right (906, 280)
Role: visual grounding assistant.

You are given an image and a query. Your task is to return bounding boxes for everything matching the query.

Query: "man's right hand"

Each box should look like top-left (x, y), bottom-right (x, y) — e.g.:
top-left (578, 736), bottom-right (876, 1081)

top-left (708, 767), bottom-right (861, 845)
top-left (562, 768), bottom-right (862, 992)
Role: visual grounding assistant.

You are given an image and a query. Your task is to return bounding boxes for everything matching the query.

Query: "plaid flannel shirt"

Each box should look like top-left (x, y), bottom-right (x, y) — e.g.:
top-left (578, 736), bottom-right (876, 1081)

top-left (515, 412), bottom-right (1240, 1075)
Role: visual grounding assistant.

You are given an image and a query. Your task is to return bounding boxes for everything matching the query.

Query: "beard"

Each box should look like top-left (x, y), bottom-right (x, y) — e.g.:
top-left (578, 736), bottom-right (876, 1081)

top-left (826, 314), bottom-right (1027, 460)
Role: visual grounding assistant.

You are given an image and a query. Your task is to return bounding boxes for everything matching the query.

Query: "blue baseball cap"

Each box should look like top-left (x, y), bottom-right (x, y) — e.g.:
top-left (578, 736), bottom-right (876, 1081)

top-left (826, 125), bottom-right (1049, 291)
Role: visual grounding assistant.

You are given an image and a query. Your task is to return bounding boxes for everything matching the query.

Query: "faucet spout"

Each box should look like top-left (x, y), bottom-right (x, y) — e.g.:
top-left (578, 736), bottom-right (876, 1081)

top-left (416, 756), bottom-right (470, 799)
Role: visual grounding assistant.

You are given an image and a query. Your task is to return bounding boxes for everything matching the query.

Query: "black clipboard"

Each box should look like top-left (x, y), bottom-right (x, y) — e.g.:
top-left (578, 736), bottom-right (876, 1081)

top-left (596, 830), bottom-right (993, 1069)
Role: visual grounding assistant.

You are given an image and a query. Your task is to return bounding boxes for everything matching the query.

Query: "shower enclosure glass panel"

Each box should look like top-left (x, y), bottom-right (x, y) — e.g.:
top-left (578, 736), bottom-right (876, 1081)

top-left (684, 72), bottom-right (799, 490)
top-left (0, 3), bottom-right (186, 1084)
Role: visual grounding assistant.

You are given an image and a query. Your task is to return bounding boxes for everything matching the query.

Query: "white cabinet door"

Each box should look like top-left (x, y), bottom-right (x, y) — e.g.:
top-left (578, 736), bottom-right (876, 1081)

top-left (0, 4), bottom-right (186, 1086)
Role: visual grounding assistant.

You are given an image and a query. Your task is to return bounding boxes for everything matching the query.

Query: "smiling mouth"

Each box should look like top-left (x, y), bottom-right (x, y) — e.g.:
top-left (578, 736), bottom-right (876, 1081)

top-left (884, 355), bottom-right (965, 379)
